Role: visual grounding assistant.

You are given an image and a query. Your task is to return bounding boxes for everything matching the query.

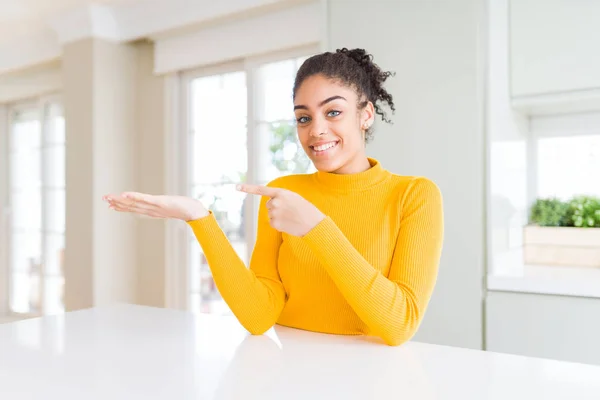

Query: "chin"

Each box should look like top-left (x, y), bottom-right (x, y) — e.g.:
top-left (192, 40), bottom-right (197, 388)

top-left (311, 156), bottom-right (347, 173)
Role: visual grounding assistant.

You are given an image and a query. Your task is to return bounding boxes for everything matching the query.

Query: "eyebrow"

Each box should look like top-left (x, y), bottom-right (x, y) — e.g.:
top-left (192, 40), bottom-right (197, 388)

top-left (293, 95), bottom-right (347, 111)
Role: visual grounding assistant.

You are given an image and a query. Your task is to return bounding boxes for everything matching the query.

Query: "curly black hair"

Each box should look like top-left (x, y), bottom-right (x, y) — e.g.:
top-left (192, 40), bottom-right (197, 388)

top-left (293, 48), bottom-right (395, 142)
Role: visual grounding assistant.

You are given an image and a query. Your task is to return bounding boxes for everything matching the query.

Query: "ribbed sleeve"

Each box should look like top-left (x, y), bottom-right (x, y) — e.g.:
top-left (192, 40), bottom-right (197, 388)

top-left (301, 177), bottom-right (444, 345)
top-left (187, 192), bottom-right (286, 335)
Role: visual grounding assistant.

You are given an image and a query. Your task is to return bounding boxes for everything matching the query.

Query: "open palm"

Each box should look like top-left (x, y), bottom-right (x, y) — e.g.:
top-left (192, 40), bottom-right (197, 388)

top-left (103, 192), bottom-right (208, 221)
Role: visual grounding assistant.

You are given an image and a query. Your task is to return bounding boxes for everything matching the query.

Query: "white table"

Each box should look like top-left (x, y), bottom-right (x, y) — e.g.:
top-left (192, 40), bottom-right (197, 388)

top-left (1, 304), bottom-right (599, 399)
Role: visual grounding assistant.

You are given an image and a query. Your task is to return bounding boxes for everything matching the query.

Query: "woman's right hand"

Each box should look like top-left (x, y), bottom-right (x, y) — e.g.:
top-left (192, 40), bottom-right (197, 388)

top-left (102, 192), bottom-right (209, 221)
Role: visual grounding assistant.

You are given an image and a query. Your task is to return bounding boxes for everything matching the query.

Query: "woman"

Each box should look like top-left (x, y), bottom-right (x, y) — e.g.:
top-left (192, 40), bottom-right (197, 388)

top-left (104, 48), bottom-right (444, 346)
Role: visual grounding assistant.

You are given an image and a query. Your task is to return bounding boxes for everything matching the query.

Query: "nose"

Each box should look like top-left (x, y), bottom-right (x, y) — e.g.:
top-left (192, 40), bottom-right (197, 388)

top-left (309, 115), bottom-right (327, 137)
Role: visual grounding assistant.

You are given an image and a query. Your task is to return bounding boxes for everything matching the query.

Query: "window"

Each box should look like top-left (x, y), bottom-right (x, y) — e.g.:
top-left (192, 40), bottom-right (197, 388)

top-left (187, 69), bottom-right (248, 315)
top-left (4, 99), bottom-right (65, 317)
top-left (537, 134), bottom-right (600, 200)
top-left (181, 52), bottom-right (315, 315)
top-left (254, 57), bottom-right (315, 184)
top-left (487, 111), bottom-right (600, 297)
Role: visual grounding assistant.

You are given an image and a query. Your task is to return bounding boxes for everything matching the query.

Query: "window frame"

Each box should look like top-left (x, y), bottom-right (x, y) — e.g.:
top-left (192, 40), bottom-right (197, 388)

top-left (1, 93), bottom-right (64, 320)
top-left (528, 112), bottom-right (600, 204)
top-left (165, 45), bottom-right (318, 312)
top-left (486, 110), bottom-right (600, 298)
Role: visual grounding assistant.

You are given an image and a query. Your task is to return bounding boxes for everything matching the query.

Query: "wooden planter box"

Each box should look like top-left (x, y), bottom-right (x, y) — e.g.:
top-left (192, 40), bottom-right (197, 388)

top-left (523, 226), bottom-right (600, 267)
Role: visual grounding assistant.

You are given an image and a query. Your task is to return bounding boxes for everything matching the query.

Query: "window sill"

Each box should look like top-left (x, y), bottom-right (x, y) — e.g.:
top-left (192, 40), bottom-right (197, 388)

top-left (488, 264), bottom-right (600, 299)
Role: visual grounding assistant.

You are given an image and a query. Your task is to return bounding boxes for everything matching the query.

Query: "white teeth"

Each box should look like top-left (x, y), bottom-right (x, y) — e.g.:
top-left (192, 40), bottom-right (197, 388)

top-left (313, 142), bottom-right (338, 151)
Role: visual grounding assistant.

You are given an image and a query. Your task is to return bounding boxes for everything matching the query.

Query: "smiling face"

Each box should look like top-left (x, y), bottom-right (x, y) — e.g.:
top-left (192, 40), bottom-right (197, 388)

top-left (293, 74), bottom-right (375, 174)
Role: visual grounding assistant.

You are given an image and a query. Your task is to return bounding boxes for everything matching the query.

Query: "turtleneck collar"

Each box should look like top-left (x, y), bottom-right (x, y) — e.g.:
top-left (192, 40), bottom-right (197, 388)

top-left (313, 157), bottom-right (391, 193)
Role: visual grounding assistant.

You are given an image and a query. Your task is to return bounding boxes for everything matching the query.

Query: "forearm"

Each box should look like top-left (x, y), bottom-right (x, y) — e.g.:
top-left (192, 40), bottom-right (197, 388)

top-left (188, 214), bottom-right (285, 334)
top-left (302, 218), bottom-right (431, 346)
top-left (303, 178), bottom-right (443, 346)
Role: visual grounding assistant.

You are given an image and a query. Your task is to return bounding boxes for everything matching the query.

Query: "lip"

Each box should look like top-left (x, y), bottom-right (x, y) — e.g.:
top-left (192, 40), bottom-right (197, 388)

top-left (309, 140), bottom-right (339, 149)
top-left (309, 140), bottom-right (340, 157)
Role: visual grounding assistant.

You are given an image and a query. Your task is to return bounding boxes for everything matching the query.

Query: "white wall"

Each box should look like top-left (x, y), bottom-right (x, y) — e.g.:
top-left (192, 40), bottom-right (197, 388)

top-left (487, 0), bottom-right (529, 275)
top-left (0, 61), bottom-right (62, 104)
top-left (510, 0), bottom-right (600, 97)
top-left (326, 0), bottom-right (486, 350)
top-left (63, 38), bottom-right (138, 310)
top-left (92, 39), bottom-right (139, 306)
top-left (487, 291), bottom-right (600, 365)
top-left (136, 42), bottom-right (167, 307)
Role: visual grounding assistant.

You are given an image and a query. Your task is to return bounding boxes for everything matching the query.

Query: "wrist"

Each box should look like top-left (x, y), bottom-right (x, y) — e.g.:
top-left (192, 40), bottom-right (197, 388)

top-left (185, 202), bottom-right (209, 221)
top-left (302, 211), bottom-right (326, 236)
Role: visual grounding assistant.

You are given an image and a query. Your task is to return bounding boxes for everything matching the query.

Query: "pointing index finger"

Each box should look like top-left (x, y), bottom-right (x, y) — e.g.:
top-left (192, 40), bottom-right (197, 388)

top-left (236, 184), bottom-right (281, 197)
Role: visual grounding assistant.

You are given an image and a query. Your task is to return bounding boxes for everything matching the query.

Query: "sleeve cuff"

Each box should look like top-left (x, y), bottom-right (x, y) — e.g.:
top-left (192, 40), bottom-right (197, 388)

top-left (186, 210), bottom-right (218, 233)
top-left (301, 216), bottom-right (347, 254)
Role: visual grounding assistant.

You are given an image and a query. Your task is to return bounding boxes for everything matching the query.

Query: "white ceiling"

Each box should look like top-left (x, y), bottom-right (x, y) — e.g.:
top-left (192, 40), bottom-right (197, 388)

top-left (0, 0), bottom-right (143, 39)
top-left (0, 0), bottom-right (299, 75)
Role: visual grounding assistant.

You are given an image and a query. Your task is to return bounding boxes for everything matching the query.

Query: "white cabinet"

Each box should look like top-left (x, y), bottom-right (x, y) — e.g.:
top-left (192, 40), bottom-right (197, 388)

top-left (509, 0), bottom-right (600, 114)
top-left (487, 291), bottom-right (600, 366)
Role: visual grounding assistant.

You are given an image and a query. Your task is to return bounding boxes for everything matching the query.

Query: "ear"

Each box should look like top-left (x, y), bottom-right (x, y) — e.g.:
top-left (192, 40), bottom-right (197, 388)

top-left (361, 101), bottom-right (375, 130)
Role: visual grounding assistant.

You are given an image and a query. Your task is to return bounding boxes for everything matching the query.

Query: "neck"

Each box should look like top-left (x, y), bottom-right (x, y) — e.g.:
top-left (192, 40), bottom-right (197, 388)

top-left (331, 154), bottom-right (372, 175)
top-left (313, 157), bottom-right (391, 193)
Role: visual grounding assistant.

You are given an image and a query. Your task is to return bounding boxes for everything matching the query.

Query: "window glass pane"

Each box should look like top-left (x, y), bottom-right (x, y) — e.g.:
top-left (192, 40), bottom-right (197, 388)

top-left (10, 272), bottom-right (38, 314)
top-left (11, 188), bottom-right (43, 231)
top-left (45, 189), bottom-right (66, 234)
top-left (186, 57), bottom-right (315, 315)
top-left (10, 110), bottom-right (41, 150)
top-left (188, 238), bottom-right (242, 316)
top-left (10, 231), bottom-right (42, 273)
top-left (44, 145), bottom-right (65, 188)
top-left (192, 246), bottom-right (218, 302)
top-left (188, 181), bottom-right (247, 315)
top-left (188, 67), bottom-right (248, 318)
top-left (222, 72), bottom-right (247, 115)
top-left (46, 104), bottom-right (65, 144)
top-left (192, 183), bottom-right (247, 242)
top-left (537, 135), bottom-right (600, 200)
top-left (255, 55), bottom-right (316, 183)
top-left (8, 102), bottom-right (65, 316)
top-left (191, 72), bottom-right (247, 184)
top-left (44, 234), bottom-right (65, 276)
top-left (258, 59), bottom-right (296, 122)
top-left (191, 129), bottom-right (247, 184)
top-left (260, 120), bottom-right (316, 182)
top-left (189, 241), bottom-right (203, 294)
top-left (10, 148), bottom-right (41, 188)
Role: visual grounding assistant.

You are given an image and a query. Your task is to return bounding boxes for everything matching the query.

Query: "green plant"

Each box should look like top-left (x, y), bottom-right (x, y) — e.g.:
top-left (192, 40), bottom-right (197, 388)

top-left (566, 196), bottom-right (600, 228)
top-left (529, 198), bottom-right (570, 227)
top-left (529, 196), bottom-right (600, 228)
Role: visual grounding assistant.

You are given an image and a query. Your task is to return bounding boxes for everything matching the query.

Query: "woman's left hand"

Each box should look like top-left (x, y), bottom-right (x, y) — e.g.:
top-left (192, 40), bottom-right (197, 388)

top-left (237, 184), bottom-right (325, 237)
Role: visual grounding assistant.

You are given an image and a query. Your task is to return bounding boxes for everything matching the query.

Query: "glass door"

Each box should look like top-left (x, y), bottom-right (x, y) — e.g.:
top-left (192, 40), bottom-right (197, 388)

top-left (8, 100), bottom-right (65, 316)
top-left (187, 70), bottom-right (248, 315)
top-left (182, 51), bottom-right (316, 316)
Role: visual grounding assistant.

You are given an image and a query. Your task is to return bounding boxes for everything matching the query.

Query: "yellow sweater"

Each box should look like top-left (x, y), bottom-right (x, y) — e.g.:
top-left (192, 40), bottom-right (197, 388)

top-left (188, 158), bottom-right (444, 346)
